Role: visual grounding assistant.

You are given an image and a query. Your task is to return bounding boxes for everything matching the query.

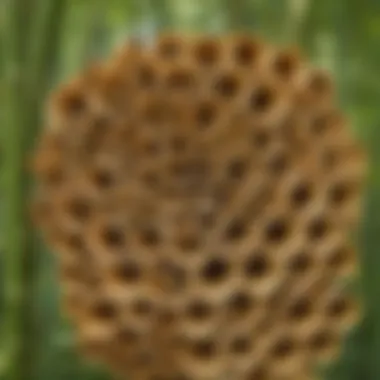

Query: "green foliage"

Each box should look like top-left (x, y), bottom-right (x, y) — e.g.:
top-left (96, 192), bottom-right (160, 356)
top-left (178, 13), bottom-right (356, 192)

top-left (1, 0), bottom-right (379, 379)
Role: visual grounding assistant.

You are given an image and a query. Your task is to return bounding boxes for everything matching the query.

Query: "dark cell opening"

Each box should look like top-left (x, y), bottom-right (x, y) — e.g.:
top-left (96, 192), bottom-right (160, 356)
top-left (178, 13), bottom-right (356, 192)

top-left (201, 258), bottom-right (229, 283)
top-left (93, 169), bottom-right (114, 189)
top-left (307, 217), bottom-right (328, 241)
top-left (45, 167), bottom-right (64, 186)
top-left (311, 115), bottom-right (329, 135)
top-left (247, 366), bottom-right (267, 380)
top-left (272, 337), bottom-right (295, 359)
top-left (265, 218), bottom-right (288, 243)
top-left (309, 330), bottom-right (334, 352)
top-left (63, 92), bottom-right (87, 116)
top-left (327, 297), bottom-right (349, 318)
top-left (227, 158), bottom-right (248, 180)
top-left (140, 227), bottom-right (160, 247)
top-left (288, 298), bottom-right (312, 321)
top-left (93, 299), bottom-right (117, 320)
top-left (290, 182), bottom-right (312, 208)
top-left (288, 252), bottom-right (311, 275)
top-left (245, 254), bottom-right (269, 278)
top-left (158, 39), bottom-right (181, 59)
top-left (138, 65), bottom-right (156, 88)
top-left (327, 246), bottom-right (350, 270)
top-left (273, 52), bottom-right (297, 79)
top-left (225, 219), bottom-right (246, 241)
top-left (118, 326), bottom-right (139, 344)
top-left (195, 40), bottom-right (220, 66)
top-left (167, 70), bottom-right (193, 90)
top-left (116, 261), bottom-right (141, 283)
top-left (228, 292), bottom-right (252, 316)
top-left (215, 74), bottom-right (240, 98)
top-left (68, 197), bottom-right (91, 221)
top-left (178, 235), bottom-right (200, 252)
top-left (230, 336), bottom-right (251, 354)
top-left (252, 130), bottom-right (270, 149)
top-left (187, 300), bottom-right (212, 321)
top-left (268, 151), bottom-right (289, 175)
top-left (328, 182), bottom-right (351, 206)
top-left (196, 102), bottom-right (216, 129)
top-left (133, 299), bottom-right (154, 317)
top-left (250, 86), bottom-right (274, 112)
top-left (192, 339), bottom-right (217, 359)
top-left (235, 40), bottom-right (259, 66)
top-left (102, 225), bottom-right (125, 249)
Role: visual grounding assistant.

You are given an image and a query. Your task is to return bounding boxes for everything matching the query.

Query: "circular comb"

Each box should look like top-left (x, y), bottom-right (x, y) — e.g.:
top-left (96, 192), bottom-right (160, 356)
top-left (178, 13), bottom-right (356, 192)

top-left (32, 34), bottom-right (367, 380)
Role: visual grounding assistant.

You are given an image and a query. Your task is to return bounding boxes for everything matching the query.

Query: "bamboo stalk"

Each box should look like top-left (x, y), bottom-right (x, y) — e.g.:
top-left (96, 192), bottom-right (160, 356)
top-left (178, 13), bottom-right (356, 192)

top-left (2, 1), bottom-right (68, 379)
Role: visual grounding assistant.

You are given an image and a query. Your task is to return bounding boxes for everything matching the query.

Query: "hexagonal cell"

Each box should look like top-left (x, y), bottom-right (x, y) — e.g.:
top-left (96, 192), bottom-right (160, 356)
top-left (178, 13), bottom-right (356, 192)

top-left (305, 324), bottom-right (341, 365)
top-left (270, 48), bottom-right (301, 82)
top-left (192, 37), bottom-right (222, 67)
top-left (231, 35), bottom-right (262, 67)
top-left (322, 291), bottom-right (361, 333)
top-left (156, 34), bottom-right (186, 60)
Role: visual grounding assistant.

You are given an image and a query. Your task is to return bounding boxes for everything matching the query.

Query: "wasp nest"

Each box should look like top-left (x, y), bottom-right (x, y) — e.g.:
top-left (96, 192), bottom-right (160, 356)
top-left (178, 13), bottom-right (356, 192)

top-left (32, 34), bottom-right (367, 380)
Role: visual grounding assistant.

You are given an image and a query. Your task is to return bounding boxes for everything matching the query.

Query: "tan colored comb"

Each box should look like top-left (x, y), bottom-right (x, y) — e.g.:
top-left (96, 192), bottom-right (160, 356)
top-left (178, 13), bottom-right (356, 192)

top-left (32, 33), bottom-right (367, 380)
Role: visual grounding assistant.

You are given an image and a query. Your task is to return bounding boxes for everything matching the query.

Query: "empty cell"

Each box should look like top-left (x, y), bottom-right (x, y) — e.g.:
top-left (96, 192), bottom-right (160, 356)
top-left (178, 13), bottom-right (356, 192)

top-left (117, 325), bottom-right (140, 346)
top-left (289, 181), bottom-right (313, 210)
top-left (324, 293), bottom-right (360, 330)
top-left (227, 291), bottom-right (254, 317)
top-left (101, 223), bottom-right (126, 250)
top-left (191, 338), bottom-right (217, 360)
top-left (251, 128), bottom-right (271, 150)
top-left (177, 234), bottom-right (201, 252)
top-left (307, 328), bottom-right (339, 361)
top-left (186, 299), bottom-right (213, 322)
top-left (139, 226), bottom-right (161, 247)
top-left (264, 217), bottom-right (290, 244)
top-left (195, 100), bottom-right (217, 129)
top-left (266, 149), bottom-right (291, 176)
top-left (287, 297), bottom-right (313, 322)
top-left (65, 195), bottom-right (92, 222)
top-left (250, 85), bottom-right (276, 113)
top-left (137, 62), bottom-right (157, 89)
top-left (233, 37), bottom-right (261, 66)
top-left (226, 156), bottom-right (249, 180)
top-left (244, 253), bottom-right (270, 279)
top-left (193, 38), bottom-right (221, 66)
top-left (306, 216), bottom-right (330, 242)
top-left (132, 298), bottom-right (155, 318)
top-left (224, 218), bottom-right (247, 241)
top-left (157, 35), bottom-right (183, 59)
top-left (91, 166), bottom-right (116, 190)
top-left (214, 72), bottom-right (241, 99)
top-left (91, 298), bottom-right (118, 322)
top-left (324, 244), bottom-right (356, 277)
top-left (201, 257), bottom-right (230, 284)
top-left (230, 335), bottom-right (252, 355)
top-left (272, 49), bottom-right (300, 81)
top-left (327, 181), bottom-right (356, 208)
top-left (246, 365), bottom-right (269, 380)
top-left (54, 82), bottom-right (88, 117)
top-left (271, 336), bottom-right (297, 361)
top-left (166, 67), bottom-right (195, 91)
top-left (287, 251), bottom-right (313, 276)
top-left (113, 259), bottom-right (142, 284)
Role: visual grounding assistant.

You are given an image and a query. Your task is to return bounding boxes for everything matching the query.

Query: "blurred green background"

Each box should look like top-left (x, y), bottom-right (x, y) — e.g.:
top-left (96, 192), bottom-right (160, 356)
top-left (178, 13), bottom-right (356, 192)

top-left (1, 0), bottom-right (379, 379)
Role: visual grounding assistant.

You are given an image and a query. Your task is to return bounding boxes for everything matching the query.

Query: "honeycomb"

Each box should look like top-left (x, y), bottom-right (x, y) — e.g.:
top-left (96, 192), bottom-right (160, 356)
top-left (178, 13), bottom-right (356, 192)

top-left (32, 34), bottom-right (367, 380)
